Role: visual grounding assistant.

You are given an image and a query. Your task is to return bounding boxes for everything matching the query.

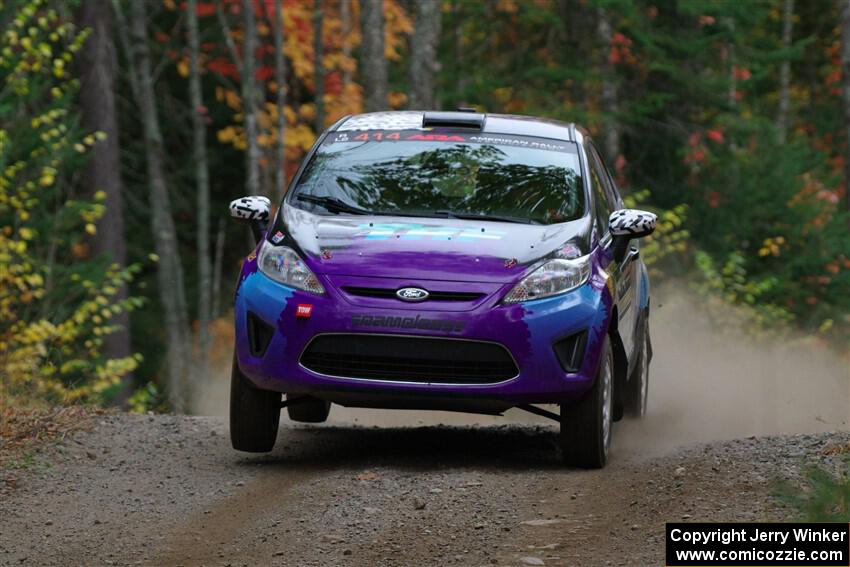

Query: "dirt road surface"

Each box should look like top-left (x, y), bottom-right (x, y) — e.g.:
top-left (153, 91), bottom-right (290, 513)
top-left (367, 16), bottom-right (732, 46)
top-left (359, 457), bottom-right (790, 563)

top-left (1, 414), bottom-right (848, 567)
top-left (2, 292), bottom-right (848, 567)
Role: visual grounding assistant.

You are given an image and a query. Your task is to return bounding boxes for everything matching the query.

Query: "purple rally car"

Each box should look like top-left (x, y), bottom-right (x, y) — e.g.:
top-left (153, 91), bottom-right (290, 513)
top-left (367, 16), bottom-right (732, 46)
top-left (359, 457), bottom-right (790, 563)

top-left (228, 110), bottom-right (657, 468)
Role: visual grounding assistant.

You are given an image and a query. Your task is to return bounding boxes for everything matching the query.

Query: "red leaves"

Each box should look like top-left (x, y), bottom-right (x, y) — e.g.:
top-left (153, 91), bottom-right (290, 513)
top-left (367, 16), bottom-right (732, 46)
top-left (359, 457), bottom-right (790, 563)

top-left (706, 129), bottom-right (724, 144)
top-left (325, 72), bottom-right (343, 97)
top-left (207, 58), bottom-right (239, 79)
top-left (195, 2), bottom-right (216, 17)
top-left (609, 33), bottom-right (636, 66)
top-left (732, 66), bottom-right (751, 81)
top-left (614, 154), bottom-right (628, 188)
top-left (256, 66), bottom-right (274, 82)
top-left (178, 1), bottom-right (218, 17)
top-left (707, 191), bottom-right (720, 209)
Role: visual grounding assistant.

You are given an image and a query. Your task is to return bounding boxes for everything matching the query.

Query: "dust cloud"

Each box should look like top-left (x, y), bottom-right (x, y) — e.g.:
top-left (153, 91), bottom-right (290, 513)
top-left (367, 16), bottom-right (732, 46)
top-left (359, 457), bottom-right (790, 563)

top-left (191, 285), bottom-right (849, 454)
top-left (616, 286), bottom-right (849, 454)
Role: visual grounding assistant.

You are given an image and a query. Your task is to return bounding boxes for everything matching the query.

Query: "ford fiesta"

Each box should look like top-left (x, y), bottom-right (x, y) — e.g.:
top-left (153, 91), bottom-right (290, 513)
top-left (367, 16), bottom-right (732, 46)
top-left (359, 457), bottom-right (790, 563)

top-left (228, 110), bottom-right (657, 468)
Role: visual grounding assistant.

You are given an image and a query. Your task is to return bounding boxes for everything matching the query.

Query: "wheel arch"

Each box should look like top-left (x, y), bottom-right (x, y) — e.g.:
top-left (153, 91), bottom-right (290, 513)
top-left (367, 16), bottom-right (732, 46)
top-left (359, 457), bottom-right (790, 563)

top-left (607, 305), bottom-right (628, 422)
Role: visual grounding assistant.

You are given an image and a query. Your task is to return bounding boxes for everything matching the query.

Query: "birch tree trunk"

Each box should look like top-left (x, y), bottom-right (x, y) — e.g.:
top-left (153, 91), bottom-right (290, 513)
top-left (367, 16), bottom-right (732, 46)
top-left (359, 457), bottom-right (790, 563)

top-left (360, 0), bottom-right (388, 112)
top-left (124, 0), bottom-right (193, 412)
top-left (777, 0), bottom-right (794, 144)
top-left (273, 0), bottom-right (286, 200)
top-left (340, 0), bottom-right (352, 88)
top-left (242, 0), bottom-right (261, 195)
top-left (596, 7), bottom-right (619, 163)
top-left (313, 0), bottom-right (325, 133)
top-left (211, 218), bottom-right (226, 319)
top-left (77, 0), bottom-right (134, 403)
top-left (188, 0), bottom-right (212, 380)
top-left (841, 0), bottom-right (850, 223)
top-left (409, 0), bottom-right (441, 110)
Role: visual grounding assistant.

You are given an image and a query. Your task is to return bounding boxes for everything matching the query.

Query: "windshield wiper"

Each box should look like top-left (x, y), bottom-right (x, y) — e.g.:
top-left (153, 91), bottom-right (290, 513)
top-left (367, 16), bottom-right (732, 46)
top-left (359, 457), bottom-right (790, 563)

top-left (296, 194), bottom-right (372, 215)
top-left (431, 210), bottom-right (540, 225)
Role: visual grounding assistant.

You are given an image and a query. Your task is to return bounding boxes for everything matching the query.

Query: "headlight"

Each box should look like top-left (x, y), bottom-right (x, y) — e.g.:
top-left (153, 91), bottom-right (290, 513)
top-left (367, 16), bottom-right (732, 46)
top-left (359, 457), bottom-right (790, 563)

top-left (502, 256), bottom-right (591, 304)
top-left (258, 243), bottom-right (325, 295)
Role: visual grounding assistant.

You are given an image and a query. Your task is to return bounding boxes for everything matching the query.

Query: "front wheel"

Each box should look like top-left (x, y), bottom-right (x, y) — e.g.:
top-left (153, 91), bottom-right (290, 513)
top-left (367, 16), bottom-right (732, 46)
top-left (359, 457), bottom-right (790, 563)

top-left (230, 356), bottom-right (281, 452)
top-left (559, 337), bottom-right (613, 469)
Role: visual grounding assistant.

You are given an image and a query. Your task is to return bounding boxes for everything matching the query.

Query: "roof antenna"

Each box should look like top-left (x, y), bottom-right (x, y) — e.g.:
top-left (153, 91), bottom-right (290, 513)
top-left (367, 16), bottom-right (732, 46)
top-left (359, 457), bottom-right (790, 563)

top-left (456, 106), bottom-right (478, 113)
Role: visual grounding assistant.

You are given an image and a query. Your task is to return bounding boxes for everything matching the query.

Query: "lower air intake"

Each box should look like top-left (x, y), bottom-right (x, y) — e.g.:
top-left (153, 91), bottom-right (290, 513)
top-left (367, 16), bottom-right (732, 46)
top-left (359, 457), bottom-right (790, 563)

top-left (300, 334), bottom-right (518, 384)
top-left (247, 312), bottom-right (274, 357)
top-left (552, 330), bottom-right (587, 373)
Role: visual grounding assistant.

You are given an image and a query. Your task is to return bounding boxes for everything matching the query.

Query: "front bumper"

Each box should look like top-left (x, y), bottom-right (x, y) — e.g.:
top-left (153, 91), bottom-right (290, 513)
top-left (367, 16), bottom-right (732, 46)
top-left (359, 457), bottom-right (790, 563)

top-left (234, 263), bottom-right (612, 408)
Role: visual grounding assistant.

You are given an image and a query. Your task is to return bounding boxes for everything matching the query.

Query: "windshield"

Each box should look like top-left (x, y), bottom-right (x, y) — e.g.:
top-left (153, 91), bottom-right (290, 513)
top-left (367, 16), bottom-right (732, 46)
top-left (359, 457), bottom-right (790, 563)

top-left (290, 131), bottom-right (585, 225)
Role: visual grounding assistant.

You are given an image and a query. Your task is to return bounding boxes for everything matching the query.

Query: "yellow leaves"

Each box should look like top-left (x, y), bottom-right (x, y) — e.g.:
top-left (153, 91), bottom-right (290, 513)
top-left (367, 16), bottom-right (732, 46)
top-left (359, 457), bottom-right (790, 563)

top-left (496, 0), bottom-right (519, 13)
top-left (287, 123), bottom-right (318, 153)
top-left (494, 87), bottom-right (514, 106)
top-left (18, 227), bottom-right (34, 240)
top-left (215, 86), bottom-right (242, 111)
top-left (299, 102), bottom-right (316, 122)
top-left (217, 125), bottom-right (238, 145)
top-left (388, 91), bottom-right (407, 109)
top-left (177, 57), bottom-right (189, 78)
top-left (384, 0), bottom-right (413, 62)
top-left (84, 223), bottom-right (96, 236)
top-left (758, 236), bottom-right (785, 258)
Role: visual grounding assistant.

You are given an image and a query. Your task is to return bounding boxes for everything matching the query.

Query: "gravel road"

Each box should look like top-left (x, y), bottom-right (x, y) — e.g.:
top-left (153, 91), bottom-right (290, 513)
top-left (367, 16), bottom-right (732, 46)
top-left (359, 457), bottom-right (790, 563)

top-left (1, 412), bottom-right (848, 567)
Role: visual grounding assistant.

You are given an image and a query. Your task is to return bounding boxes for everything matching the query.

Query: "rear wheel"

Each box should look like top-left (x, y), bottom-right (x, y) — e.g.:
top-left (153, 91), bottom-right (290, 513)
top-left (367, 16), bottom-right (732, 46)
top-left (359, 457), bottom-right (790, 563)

top-left (230, 356), bottom-right (281, 452)
top-left (560, 337), bottom-right (613, 469)
top-left (625, 318), bottom-right (650, 418)
top-left (286, 396), bottom-right (331, 423)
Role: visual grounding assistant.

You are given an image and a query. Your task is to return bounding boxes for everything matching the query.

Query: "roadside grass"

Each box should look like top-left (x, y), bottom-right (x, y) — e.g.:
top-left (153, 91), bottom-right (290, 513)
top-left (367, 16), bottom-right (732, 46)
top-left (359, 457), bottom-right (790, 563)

top-left (0, 401), bottom-right (103, 492)
top-left (774, 443), bottom-right (850, 521)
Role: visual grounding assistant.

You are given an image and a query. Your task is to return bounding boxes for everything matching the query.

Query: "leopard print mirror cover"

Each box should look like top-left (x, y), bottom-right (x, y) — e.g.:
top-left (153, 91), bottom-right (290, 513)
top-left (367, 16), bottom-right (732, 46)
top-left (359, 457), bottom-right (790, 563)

top-left (229, 196), bottom-right (271, 221)
top-left (608, 209), bottom-right (657, 237)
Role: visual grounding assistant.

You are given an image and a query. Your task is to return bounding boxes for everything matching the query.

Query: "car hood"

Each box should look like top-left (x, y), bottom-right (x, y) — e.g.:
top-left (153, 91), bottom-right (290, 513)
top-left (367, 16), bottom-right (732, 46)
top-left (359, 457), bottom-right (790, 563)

top-left (276, 204), bottom-right (592, 284)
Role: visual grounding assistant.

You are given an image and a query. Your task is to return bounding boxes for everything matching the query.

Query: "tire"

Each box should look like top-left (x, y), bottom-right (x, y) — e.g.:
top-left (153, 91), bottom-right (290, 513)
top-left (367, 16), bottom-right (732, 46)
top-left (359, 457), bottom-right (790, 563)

top-left (560, 336), bottom-right (613, 469)
top-left (625, 317), bottom-right (650, 418)
top-left (286, 396), bottom-right (331, 423)
top-left (230, 356), bottom-right (281, 452)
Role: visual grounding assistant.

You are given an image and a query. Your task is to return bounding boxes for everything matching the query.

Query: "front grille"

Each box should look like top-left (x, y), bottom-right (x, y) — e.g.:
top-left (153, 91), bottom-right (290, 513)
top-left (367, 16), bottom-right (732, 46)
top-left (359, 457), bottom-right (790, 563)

top-left (341, 286), bottom-right (485, 302)
top-left (300, 334), bottom-right (518, 384)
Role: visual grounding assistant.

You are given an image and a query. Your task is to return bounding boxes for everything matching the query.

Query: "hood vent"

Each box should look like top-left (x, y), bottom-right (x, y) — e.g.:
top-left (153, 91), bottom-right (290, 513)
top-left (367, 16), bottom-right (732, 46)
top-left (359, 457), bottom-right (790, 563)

top-left (422, 111), bottom-right (485, 130)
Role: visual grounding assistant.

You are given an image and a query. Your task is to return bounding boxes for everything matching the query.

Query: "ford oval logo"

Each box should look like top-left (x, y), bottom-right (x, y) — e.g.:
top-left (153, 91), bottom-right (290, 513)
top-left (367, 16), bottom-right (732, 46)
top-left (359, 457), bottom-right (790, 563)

top-left (396, 287), bottom-right (429, 302)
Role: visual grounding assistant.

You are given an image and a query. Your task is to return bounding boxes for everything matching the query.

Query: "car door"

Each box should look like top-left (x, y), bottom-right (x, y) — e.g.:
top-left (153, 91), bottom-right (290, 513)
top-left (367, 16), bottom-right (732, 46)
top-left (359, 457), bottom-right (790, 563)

top-left (586, 143), bottom-right (638, 364)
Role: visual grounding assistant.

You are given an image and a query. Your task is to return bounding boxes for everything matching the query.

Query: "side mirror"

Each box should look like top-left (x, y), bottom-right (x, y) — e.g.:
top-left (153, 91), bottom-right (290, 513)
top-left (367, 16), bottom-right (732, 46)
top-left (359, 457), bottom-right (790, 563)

top-left (229, 196), bottom-right (271, 243)
top-left (608, 209), bottom-right (657, 263)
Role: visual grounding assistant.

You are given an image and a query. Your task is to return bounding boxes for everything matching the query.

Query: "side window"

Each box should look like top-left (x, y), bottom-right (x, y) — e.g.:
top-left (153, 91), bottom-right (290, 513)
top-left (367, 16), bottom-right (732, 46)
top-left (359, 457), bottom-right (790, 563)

top-left (588, 143), bottom-right (621, 211)
top-left (586, 145), bottom-right (612, 237)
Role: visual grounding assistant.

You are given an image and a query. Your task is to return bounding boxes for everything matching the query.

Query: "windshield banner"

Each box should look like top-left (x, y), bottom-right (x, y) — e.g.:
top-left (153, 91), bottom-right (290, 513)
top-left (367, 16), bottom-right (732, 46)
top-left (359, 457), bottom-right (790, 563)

top-left (324, 130), bottom-right (577, 154)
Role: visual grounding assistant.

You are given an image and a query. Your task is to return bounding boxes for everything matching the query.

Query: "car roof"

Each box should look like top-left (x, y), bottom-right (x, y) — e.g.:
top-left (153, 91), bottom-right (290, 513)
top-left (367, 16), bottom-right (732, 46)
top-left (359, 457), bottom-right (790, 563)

top-left (332, 111), bottom-right (588, 144)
